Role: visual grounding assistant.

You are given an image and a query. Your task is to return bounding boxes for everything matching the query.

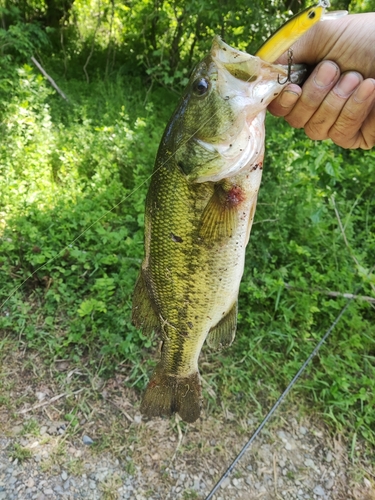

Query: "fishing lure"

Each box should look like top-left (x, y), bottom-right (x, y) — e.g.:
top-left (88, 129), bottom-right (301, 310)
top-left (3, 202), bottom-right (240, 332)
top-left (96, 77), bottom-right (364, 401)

top-left (255, 0), bottom-right (347, 63)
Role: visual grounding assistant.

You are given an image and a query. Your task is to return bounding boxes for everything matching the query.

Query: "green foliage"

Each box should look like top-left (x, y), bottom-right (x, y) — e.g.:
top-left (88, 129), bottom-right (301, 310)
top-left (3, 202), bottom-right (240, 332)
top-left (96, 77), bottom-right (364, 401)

top-left (9, 443), bottom-right (33, 462)
top-left (0, 67), bottom-right (169, 383)
top-left (0, 20), bottom-right (49, 58)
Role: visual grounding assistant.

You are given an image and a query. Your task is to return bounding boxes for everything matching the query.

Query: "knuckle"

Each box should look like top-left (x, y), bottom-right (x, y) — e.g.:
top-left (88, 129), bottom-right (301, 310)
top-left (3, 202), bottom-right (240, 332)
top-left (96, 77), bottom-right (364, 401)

top-left (305, 120), bottom-right (329, 140)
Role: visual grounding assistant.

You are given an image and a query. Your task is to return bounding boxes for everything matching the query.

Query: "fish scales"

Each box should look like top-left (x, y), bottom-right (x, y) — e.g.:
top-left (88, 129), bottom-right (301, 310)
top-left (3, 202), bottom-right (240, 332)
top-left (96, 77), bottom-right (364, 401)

top-left (132, 37), bottom-right (306, 423)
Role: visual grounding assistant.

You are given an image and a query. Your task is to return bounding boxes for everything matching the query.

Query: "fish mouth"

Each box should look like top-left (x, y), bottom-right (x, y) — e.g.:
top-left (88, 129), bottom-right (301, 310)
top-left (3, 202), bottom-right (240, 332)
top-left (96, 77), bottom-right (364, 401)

top-left (211, 36), bottom-right (306, 92)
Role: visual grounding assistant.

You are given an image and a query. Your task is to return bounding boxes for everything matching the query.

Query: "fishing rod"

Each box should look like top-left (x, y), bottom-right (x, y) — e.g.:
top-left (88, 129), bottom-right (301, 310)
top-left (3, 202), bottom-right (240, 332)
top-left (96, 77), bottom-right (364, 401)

top-left (205, 282), bottom-right (367, 499)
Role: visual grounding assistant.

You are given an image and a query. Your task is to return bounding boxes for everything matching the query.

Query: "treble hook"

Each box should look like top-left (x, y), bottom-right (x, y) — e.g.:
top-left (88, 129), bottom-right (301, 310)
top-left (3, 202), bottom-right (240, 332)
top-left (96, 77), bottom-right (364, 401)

top-left (277, 48), bottom-right (293, 85)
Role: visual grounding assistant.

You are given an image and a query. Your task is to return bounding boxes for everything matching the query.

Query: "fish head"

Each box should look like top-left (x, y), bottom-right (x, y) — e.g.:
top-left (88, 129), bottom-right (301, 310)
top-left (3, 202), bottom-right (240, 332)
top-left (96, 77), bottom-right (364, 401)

top-left (166, 36), bottom-right (304, 183)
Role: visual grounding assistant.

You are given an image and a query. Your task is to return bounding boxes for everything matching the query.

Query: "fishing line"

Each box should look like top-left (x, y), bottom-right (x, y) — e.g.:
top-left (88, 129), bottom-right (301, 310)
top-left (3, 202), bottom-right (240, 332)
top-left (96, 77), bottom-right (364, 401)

top-left (1, 58), bottom-right (265, 309)
top-left (205, 284), bottom-right (365, 500)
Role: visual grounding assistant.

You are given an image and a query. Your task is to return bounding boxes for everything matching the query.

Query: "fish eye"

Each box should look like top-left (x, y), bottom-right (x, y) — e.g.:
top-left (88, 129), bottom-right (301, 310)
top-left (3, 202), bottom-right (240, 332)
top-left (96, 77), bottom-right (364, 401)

top-left (193, 78), bottom-right (210, 96)
top-left (308, 10), bottom-right (316, 19)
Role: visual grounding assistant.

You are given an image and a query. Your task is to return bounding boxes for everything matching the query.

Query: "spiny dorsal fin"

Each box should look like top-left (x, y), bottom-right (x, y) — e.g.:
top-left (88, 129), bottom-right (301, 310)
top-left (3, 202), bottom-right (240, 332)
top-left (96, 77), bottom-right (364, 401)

top-left (206, 301), bottom-right (238, 350)
top-left (132, 270), bottom-right (160, 335)
top-left (199, 183), bottom-right (245, 243)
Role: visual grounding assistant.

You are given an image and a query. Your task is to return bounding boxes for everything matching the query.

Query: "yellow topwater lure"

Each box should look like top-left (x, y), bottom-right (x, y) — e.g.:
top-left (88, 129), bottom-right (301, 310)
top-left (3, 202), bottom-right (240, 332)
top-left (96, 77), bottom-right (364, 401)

top-left (256, 0), bottom-right (348, 63)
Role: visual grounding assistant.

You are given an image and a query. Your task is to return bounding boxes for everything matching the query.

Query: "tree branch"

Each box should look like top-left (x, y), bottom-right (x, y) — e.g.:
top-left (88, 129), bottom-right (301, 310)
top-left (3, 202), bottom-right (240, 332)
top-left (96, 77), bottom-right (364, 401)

top-left (284, 283), bottom-right (375, 304)
top-left (31, 56), bottom-right (68, 101)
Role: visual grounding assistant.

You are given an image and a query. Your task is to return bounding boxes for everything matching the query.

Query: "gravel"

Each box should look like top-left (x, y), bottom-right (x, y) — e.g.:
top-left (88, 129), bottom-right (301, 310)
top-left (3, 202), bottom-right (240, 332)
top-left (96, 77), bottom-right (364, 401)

top-left (1, 416), bottom-right (374, 500)
top-left (1, 349), bottom-right (374, 500)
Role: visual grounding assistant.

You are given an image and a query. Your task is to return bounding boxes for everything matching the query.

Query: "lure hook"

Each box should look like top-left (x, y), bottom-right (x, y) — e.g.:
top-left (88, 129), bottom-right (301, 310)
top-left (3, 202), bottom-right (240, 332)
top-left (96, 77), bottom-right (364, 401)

top-left (277, 48), bottom-right (294, 85)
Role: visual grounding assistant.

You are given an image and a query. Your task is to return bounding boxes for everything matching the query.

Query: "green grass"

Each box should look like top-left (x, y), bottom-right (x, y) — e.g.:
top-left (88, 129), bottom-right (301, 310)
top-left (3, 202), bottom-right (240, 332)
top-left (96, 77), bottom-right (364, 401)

top-left (1, 62), bottom-right (375, 453)
top-left (9, 443), bottom-right (33, 462)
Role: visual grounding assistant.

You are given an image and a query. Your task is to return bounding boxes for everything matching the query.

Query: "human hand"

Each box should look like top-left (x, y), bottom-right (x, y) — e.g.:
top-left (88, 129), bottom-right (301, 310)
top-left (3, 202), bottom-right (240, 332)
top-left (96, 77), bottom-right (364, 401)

top-left (268, 13), bottom-right (375, 149)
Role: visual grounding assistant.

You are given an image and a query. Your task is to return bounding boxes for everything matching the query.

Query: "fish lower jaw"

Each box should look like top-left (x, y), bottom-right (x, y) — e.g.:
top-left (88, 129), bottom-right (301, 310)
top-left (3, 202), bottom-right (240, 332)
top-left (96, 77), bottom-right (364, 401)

top-left (192, 123), bottom-right (265, 183)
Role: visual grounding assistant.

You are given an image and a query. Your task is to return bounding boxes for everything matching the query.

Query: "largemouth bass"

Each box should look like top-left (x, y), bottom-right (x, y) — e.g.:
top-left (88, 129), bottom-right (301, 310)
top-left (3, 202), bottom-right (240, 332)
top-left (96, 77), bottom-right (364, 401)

top-left (132, 36), bottom-right (306, 423)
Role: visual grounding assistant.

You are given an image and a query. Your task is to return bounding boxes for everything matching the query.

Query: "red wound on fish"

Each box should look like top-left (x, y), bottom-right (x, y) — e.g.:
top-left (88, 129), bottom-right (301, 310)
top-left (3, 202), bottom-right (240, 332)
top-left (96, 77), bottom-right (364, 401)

top-left (225, 185), bottom-right (245, 208)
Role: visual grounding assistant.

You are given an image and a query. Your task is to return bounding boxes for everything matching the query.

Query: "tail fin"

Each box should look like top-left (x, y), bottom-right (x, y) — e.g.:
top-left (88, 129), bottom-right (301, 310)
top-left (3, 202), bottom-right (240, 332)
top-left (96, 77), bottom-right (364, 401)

top-left (140, 366), bottom-right (201, 423)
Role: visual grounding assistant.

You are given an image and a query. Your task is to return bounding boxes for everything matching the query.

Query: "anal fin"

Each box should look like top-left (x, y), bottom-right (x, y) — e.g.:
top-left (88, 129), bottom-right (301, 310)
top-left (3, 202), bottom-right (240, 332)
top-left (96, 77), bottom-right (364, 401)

top-left (206, 301), bottom-right (238, 350)
top-left (132, 270), bottom-right (159, 335)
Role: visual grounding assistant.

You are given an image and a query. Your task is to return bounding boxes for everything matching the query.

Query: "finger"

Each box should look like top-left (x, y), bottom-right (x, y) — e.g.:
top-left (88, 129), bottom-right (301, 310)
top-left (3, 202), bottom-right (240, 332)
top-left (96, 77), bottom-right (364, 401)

top-left (360, 103), bottom-right (375, 150)
top-left (328, 78), bottom-right (375, 149)
top-left (283, 61), bottom-right (340, 129)
top-left (304, 71), bottom-right (363, 140)
top-left (267, 84), bottom-right (302, 117)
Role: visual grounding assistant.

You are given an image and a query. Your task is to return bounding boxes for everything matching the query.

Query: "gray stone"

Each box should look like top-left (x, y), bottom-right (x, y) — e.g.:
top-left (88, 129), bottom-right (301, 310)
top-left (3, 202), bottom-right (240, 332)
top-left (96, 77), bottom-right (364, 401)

top-left (54, 485), bottom-right (65, 495)
top-left (325, 478), bottom-right (335, 490)
top-left (304, 459), bottom-right (315, 469)
top-left (313, 485), bottom-right (326, 496)
top-left (26, 477), bottom-right (35, 488)
top-left (82, 435), bottom-right (94, 446)
top-left (220, 477), bottom-right (230, 489)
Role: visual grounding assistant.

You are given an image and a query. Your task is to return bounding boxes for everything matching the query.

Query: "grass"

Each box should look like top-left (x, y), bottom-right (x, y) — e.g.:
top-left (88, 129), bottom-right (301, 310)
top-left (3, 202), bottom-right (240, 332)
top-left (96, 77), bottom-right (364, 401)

top-left (0, 60), bottom-right (375, 454)
top-left (9, 443), bottom-right (33, 462)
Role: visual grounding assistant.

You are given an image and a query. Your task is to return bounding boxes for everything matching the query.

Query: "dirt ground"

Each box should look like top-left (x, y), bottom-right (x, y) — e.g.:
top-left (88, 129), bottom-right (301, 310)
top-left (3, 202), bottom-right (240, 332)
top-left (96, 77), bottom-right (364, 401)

top-left (0, 344), bottom-right (375, 500)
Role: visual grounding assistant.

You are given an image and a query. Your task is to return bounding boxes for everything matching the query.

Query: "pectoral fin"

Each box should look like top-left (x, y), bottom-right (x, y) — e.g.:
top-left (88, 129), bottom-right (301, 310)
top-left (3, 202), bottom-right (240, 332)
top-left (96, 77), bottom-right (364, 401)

top-left (132, 270), bottom-right (159, 335)
top-left (199, 183), bottom-right (244, 243)
top-left (206, 301), bottom-right (238, 350)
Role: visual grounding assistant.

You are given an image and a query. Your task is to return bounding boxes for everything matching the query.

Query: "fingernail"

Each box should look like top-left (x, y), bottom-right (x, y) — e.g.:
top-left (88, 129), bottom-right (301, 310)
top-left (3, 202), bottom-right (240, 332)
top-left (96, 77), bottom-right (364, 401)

top-left (354, 78), bottom-right (375, 103)
top-left (335, 72), bottom-right (362, 98)
top-left (279, 90), bottom-right (300, 108)
top-left (314, 61), bottom-right (339, 87)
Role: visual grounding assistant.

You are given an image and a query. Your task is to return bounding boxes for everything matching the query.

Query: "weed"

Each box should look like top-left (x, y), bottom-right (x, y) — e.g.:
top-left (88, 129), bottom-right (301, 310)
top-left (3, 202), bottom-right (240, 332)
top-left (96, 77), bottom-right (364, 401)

top-left (0, 395), bottom-right (11, 408)
top-left (125, 459), bottom-right (135, 475)
top-left (21, 419), bottom-right (40, 436)
top-left (9, 443), bottom-right (32, 462)
top-left (66, 458), bottom-right (85, 476)
top-left (99, 473), bottom-right (122, 500)
top-left (183, 489), bottom-right (199, 499)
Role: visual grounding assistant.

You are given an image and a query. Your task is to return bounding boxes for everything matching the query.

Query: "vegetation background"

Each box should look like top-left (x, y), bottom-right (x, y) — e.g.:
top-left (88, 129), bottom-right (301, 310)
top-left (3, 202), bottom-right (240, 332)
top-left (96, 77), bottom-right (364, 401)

top-left (0, 0), bottom-right (374, 461)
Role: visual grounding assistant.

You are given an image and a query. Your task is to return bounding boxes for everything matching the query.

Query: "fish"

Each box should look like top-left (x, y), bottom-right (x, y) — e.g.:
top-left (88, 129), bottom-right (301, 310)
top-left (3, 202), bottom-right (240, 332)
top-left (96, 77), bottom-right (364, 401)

top-left (255, 0), bottom-right (348, 63)
top-left (132, 36), bottom-right (306, 423)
